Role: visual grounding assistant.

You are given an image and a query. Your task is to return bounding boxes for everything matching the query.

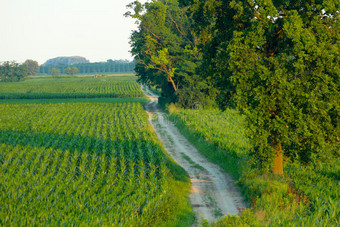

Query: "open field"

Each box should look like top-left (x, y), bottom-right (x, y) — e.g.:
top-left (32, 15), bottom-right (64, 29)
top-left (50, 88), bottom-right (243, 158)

top-left (0, 97), bottom-right (149, 104)
top-left (0, 75), bottom-right (193, 226)
top-left (0, 102), bottom-right (192, 225)
top-left (0, 75), bottom-right (144, 99)
top-left (32, 74), bottom-right (138, 80)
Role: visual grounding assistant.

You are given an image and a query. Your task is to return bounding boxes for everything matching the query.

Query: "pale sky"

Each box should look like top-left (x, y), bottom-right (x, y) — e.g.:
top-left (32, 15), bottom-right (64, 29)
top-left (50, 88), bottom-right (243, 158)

top-left (0, 0), bottom-right (147, 65)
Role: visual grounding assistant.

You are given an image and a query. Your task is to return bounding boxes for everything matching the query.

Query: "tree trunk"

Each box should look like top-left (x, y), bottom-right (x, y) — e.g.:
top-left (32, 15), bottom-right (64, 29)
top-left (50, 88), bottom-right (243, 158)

top-left (272, 140), bottom-right (283, 175)
top-left (168, 76), bottom-right (178, 92)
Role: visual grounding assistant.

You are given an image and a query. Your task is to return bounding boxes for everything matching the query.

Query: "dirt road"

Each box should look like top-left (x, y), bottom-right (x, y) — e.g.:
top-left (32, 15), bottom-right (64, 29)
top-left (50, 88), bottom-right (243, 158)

top-left (142, 86), bottom-right (246, 223)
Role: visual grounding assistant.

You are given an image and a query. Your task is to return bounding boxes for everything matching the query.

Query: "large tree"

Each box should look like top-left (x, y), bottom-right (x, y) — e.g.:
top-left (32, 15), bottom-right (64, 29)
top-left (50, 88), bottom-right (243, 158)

top-left (127, 0), bottom-right (208, 105)
top-left (50, 68), bottom-right (60, 76)
top-left (65, 66), bottom-right (79, 75)
top-left (0, 61), bottom-right (28, 82)
top-left (129, 0), bottom-right (339, 174)
top-left (183, 0), bottom-right (339, 174)
top-left (222, 0), bottom-right (339, 174)
top-left (24, 59), bottom-right (40, 76)
top-left (183, 0), bottom-right (243, 109)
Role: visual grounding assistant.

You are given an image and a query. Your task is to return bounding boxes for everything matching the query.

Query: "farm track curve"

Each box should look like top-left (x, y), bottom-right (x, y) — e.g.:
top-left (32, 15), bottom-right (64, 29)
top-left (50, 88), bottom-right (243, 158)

top-left (141, 85), bottom-right (246, 223)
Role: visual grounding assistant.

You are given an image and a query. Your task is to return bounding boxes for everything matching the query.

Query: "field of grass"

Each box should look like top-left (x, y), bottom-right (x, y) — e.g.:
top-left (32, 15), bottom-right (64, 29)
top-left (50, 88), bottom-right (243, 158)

top-left (0, 102), bottom-right (193, 226)
top-left (0, 75), bottom-right (144, 99)
top-left (169, 107), bottom-right (339, 226)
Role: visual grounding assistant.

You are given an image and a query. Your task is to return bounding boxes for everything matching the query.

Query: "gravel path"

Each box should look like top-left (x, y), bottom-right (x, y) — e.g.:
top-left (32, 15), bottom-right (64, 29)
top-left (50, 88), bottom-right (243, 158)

top-left (142, 85), bottom-right (246, 223)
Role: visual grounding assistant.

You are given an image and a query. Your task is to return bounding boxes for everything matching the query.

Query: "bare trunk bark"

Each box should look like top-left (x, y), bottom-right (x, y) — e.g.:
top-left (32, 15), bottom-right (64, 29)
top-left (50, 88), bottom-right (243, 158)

top-left (272, 140), bottom-right (283, 175)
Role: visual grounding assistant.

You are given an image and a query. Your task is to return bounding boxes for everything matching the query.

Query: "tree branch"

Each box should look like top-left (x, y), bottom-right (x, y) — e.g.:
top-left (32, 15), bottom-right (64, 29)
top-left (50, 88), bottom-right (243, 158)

top-left (168, 12), bottom-right (185, 36)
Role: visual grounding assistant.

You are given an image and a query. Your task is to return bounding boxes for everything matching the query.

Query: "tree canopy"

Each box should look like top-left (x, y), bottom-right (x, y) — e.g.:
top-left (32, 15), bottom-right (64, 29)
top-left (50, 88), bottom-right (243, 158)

top-left (128, 0), bottom-right (339, 174)
top-left (0, 61), bottom-right (28, 82)
top-left (51, 68), bottom-right (60, 76)
top-left (65, 66), bottom-right (79, 75)
top-left (126, 0), bottom-right (213, 106)
top-left (224, 0), bottom-right (339, 173)
top-left (24, 59), bottom-right (40, 76)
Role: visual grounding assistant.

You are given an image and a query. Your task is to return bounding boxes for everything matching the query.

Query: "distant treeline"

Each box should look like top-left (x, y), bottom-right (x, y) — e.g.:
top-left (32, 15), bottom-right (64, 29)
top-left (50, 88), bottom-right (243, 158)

top-left (39, 60), bottom-right (135, 74)
top-left (0, 61), bottom-right (28, 82)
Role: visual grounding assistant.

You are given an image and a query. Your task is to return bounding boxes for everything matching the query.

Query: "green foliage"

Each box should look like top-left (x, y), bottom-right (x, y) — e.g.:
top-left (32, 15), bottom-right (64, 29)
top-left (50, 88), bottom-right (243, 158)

top-left (170, 108), bottom-right (250, 156)
top-left (225, 0), bottom-right (340, 166)
top-left (176, 88), bottom-right (217, 109)
top-left (23, 59), bottom-right (40, 76)
top-left (0, 97), bottom-right (149, 105)
top-left (50, 67), bottom-right (60, 76)
top-left (169, 107), bottom-right (250, 180)
top-left (184, 0), bottom-right (240, 109)
top-left (127, 0), bottom-right (206, 105)
top-left (169, 107), bottom-right (339, 226)
top-left (174, 0), bottom-right (340, 171)
top-left (0, 102), bottom-right (193, 226)
top-left (0, 61), bottom-right (28, 82)
top-left (130, 0), bottom-right (339, 170)
top-left (40, 59), bottom-right (135, 75)
top-left (283, 160), bottom-right (340, 226)
top-left (65, 66), bottom-right (79, 75)
top-left (0, 76), bottom-right (145, 99)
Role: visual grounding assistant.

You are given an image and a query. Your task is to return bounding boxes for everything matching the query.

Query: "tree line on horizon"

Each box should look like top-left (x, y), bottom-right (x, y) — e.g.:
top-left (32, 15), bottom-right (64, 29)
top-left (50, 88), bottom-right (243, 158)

top-left (39, 60), bottom-right (135, 75)
top-left (126, 0), bottom-right (339, 174)
top-left (0, 59), bottom-right (40, 82)
top-left (0, 58), bottom-right (135, 80)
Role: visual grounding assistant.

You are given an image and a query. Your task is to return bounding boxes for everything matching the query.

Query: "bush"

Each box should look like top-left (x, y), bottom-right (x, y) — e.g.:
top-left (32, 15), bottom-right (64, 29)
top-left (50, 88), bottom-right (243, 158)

top-left (176, 88), bottom-right (216, 109)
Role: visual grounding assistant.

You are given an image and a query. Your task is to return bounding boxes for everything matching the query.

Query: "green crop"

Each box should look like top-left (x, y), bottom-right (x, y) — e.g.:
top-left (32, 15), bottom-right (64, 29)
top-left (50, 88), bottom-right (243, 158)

top-left (0, 103), bottom-right (182, 226)
top-left (0, 76), bottom-right (144, 99)
top-left (170, 108), bottom-right (251, 156)
top-left (0, 97), bottom-right (149, 104)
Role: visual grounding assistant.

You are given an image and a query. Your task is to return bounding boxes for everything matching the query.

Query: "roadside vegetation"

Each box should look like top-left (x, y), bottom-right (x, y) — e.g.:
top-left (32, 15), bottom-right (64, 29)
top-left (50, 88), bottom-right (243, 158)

top-left (169, 106), bottom-right (339, 226)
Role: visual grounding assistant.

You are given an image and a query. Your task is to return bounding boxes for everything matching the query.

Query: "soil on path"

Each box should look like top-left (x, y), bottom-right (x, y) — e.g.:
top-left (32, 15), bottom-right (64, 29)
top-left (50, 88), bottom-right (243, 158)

top-left (142, 85), bottom-right (246, 223)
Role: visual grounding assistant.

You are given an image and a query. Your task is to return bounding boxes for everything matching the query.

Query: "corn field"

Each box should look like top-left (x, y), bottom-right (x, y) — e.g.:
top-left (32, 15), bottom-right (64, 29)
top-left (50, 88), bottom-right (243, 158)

top-left (0, 103), bottom-right (175, 226)
top-left (0, 78), bottom-right (144, 99)
top-left (170, 108), bottom-right (251, 156)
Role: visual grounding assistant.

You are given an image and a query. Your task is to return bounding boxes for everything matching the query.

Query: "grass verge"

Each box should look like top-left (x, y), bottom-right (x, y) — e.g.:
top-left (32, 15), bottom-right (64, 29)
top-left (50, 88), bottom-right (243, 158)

top-left (168, 107), bottom-right (339, 226)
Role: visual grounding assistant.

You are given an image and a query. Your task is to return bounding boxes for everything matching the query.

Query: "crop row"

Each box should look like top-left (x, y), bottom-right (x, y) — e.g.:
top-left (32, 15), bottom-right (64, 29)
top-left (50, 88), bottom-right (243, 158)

top-left (0, 79), bottom-right (144, 99)
top-left (0, 103), bottom-right (174, 226)
top-left (170, 108), bottom-right (250, 156)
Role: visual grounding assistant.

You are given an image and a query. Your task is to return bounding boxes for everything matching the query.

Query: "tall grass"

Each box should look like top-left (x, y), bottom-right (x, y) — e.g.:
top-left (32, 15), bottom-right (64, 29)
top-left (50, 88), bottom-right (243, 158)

top-left (169, 107), bottom-right (339, 226)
